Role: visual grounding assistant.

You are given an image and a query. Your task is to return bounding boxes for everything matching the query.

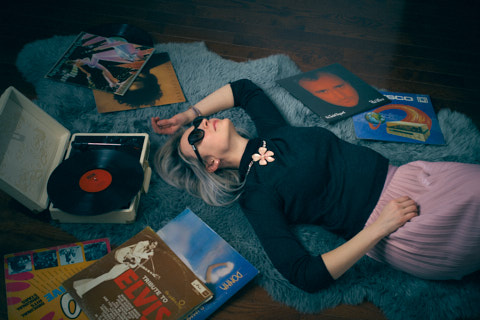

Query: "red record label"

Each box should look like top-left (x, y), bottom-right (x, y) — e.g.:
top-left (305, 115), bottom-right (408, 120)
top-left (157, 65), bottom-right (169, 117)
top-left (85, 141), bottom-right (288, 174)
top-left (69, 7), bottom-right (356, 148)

top-left (47, 149), bottom-right (144, 215)
top-left (79, 169), bottom-right (113, 193)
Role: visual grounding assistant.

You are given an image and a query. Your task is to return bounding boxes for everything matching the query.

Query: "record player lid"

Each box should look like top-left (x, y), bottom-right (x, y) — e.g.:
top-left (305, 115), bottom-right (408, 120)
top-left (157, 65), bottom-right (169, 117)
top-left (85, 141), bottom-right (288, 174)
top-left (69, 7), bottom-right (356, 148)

top-left (0, 87), bottom-right (71, 212)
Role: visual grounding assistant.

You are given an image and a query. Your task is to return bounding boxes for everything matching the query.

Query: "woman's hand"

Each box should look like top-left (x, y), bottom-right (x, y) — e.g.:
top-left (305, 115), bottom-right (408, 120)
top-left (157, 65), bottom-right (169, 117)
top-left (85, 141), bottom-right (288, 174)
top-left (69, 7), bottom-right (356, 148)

top-left (322, 195), bottom-right (418, 280)
top-left (151, 112), bottom-right (190, 135)
top-left (151, 83), bottom-right (236, 135)
top-left (374, 196), bottom-right (419, 237)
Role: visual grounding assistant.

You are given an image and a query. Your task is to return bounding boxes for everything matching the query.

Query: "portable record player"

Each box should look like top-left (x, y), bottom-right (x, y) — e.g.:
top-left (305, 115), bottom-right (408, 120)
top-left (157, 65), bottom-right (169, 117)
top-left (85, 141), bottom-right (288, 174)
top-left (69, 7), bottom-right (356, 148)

top-left (0, 86), bottom-right (151, 223)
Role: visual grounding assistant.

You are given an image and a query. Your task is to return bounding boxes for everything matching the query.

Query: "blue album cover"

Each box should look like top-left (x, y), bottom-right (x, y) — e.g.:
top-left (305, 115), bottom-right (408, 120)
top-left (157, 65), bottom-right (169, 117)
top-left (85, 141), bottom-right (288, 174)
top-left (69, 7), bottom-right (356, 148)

top-left (353, 91), bottom-right (445, 145)
top-left (157, 209), bottom-right (258, 320)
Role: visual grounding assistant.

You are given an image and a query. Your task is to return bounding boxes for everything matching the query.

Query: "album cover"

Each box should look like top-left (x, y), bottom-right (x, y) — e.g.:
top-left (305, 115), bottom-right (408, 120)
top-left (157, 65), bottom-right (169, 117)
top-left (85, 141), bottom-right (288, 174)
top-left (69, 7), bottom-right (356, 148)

top-left (158, 209), bottom-right (259, 320)
top-left (277, 63), bottom-right (390, 122)
top-left (45, 32), bottom-right (155, 95)
top-left (353, 90), bottom-right (445, 144)
top-left (4, 238), bottom-right (110, 320)
top-left (63, 227), bottom-right (213, 320)
top-left (93, 52), bottom-right (186, 113)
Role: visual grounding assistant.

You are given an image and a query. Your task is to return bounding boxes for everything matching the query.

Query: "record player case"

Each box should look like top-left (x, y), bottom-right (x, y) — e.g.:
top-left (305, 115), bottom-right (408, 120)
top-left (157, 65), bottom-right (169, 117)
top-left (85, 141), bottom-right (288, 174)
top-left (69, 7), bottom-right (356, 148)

top-left (0, 86), bottom-right (151, 223)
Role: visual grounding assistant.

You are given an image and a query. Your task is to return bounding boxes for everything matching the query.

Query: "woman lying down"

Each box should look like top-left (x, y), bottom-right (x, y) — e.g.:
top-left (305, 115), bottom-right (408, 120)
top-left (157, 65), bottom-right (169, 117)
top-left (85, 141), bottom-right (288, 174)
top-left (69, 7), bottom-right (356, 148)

top-left (151, 79), bottom-right (480, 293)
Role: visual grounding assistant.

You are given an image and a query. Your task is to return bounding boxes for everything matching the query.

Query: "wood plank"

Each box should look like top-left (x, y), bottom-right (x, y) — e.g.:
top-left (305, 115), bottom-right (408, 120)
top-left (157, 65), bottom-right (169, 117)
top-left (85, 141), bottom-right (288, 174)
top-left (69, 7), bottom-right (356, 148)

top-left (1, 1), bottom-right (479, 319)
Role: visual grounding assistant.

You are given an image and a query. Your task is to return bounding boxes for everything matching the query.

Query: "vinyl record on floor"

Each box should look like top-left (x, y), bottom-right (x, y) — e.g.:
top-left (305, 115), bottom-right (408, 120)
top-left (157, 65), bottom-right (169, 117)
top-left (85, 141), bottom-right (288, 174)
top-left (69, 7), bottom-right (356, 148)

top-left (47, 149), bottom-right (144, 216)
top-left (86, 23), bottom-right (154, 47)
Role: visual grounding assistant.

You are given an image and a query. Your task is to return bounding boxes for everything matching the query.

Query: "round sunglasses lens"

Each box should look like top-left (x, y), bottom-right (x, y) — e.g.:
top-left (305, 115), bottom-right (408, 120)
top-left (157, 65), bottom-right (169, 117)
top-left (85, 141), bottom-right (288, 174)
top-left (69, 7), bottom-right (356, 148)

top-left (193, 116), bottom-right (205, 127)
top-left (188, 129), bottom-right (204, 144)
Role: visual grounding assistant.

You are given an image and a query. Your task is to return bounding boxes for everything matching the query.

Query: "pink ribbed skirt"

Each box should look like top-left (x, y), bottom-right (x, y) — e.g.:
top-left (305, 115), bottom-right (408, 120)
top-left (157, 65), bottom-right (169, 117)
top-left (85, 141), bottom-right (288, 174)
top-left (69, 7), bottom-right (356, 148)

top-left (364, 161), bottom-right (480, 280)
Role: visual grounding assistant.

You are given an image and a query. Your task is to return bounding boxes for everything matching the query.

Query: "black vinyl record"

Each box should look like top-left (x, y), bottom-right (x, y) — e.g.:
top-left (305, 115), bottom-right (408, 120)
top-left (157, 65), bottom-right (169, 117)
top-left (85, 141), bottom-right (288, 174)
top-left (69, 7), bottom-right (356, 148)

top-left (86, 23), bottom-right (154, 47)
top-left (47, 149), bottom-right (144, 216)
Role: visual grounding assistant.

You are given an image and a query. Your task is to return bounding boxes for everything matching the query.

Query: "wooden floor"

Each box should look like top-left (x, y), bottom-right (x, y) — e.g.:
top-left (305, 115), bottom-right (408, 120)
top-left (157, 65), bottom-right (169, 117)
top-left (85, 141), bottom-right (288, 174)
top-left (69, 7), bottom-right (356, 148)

top-left (0, 1), bottom-right (479, 319)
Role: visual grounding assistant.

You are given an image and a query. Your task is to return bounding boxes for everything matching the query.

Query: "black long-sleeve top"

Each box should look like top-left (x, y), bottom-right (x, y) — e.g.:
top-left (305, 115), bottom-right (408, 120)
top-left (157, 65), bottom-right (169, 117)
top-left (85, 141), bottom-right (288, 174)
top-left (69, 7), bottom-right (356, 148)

top-left (231, 79), bottom-right (389, 292)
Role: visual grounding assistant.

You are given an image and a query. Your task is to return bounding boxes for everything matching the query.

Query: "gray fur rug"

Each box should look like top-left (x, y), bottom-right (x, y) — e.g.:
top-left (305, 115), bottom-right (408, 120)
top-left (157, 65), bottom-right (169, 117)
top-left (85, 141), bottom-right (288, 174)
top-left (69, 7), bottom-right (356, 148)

top-left (16, 35), bottom-right (480, 320)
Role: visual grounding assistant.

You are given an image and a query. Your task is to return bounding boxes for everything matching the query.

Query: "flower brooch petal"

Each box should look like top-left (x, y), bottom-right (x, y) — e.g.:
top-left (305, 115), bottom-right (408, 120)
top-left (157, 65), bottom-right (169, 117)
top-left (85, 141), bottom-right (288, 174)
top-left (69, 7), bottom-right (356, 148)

top-left (252, 144), bottom-right (275, 166)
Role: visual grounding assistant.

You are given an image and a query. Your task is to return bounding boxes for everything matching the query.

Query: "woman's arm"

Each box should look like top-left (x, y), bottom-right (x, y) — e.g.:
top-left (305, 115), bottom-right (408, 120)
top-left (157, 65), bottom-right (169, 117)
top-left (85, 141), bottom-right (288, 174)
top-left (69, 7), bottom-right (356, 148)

top-left (151, 84), bottom-right (235, 135)
top-left (151, 79), bottom-right (288, 135)
top-left (231, 79), bottom-right (288, 135)
top-left (244, 193), bottom-right (418, 292)
top-left (322, 196), bottom-right (418, 279)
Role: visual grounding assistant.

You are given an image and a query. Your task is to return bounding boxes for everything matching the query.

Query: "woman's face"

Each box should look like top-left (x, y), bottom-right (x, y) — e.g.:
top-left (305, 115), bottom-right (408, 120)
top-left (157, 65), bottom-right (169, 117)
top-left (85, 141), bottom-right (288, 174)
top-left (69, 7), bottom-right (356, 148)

top-left (299, 73), bottom-right (359, 107)
top-left (180, 117), bottom-right (235, 164)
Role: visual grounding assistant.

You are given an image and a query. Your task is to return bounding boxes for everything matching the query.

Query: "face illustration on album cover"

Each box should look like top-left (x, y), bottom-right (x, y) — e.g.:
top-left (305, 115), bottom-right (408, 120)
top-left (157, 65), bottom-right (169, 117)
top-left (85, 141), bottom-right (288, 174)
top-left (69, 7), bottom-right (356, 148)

top-left (277, 63), bottom-right (390, 122)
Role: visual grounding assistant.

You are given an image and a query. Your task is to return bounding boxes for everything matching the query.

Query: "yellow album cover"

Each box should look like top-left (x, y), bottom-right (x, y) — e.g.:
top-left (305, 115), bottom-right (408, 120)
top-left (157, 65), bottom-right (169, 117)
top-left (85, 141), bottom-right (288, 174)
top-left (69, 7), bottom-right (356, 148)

top-left (93, 52), bottom-right (186, 113)
top-left (4, 238), bottom-right (111, 319)
top-left (63, 227), bottom-right (213, 320)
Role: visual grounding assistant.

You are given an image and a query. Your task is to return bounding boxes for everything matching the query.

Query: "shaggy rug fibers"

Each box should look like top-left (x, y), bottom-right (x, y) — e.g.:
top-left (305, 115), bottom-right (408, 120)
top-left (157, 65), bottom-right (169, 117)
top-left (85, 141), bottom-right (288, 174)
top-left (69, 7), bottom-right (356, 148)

top-left (16, 35), bottom-right (480, 320)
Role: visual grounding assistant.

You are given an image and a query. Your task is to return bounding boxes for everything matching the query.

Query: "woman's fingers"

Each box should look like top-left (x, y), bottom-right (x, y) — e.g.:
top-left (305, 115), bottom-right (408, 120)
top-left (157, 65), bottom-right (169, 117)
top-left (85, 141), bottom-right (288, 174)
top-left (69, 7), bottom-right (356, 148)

top-left (376, 196), bottom-right (419, 236)
top-left (394, 196), bottom-right (418, 213)
top-left (151, 117), bottom-right (176, 134)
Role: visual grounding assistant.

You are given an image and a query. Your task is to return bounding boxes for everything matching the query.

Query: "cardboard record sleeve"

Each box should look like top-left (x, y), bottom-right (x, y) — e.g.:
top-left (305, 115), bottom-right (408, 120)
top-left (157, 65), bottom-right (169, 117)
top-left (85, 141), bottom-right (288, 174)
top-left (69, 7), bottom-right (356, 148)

top-left (0, 87), bottom-right (151, 223)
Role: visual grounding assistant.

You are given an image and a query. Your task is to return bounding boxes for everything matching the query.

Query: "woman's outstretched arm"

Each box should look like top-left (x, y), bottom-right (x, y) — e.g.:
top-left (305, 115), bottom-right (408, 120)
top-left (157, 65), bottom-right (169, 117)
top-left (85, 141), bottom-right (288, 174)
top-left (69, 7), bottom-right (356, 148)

top-left (151, 83), bottom-right (235, 135)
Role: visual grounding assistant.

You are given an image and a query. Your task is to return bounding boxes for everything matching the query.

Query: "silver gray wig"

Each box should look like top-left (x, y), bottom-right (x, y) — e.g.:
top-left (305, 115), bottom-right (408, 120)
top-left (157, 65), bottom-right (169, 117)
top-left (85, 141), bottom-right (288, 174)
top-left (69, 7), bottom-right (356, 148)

top-left (154, 127), bottom-right (247, 206)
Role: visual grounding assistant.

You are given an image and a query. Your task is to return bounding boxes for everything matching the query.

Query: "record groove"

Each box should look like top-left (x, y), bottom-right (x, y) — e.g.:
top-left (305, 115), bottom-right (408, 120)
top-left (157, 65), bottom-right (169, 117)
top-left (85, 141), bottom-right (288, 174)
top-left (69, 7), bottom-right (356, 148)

top-left (47, 149), bottom-right (144, 216)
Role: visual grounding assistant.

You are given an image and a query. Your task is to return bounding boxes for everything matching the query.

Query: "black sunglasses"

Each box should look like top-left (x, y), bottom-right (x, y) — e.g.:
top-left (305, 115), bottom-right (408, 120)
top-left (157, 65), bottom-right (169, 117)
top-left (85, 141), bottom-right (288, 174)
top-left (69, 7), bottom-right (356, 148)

top-left (188, 116), bottom-right (207, 163)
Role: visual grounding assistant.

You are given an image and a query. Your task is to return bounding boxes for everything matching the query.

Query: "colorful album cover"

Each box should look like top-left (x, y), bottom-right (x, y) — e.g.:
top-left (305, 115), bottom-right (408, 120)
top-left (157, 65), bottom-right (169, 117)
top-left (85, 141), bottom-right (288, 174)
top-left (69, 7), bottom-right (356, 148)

top-left (62, 227), bottom-right (213, 320)
top-left (45, 32), bottom-right (155, 95)
top-left (4, 238), bottom-right (110, 320)
top-left (93, 52), bottom-right (186, 113)
top-left (353, 90), bottom-right (445, 145)
top-left (277, 63), bottom-right (390, 122)
top-left (157, 209), bottom-right (259, 320)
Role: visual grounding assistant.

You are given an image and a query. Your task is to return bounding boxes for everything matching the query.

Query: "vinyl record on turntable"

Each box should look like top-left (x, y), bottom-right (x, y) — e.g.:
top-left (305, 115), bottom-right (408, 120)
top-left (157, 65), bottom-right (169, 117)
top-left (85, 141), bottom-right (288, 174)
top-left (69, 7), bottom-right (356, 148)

top-left (47, 149), bottom-right (144, 216)
top-left (86, 23), bottom-right (154, 47)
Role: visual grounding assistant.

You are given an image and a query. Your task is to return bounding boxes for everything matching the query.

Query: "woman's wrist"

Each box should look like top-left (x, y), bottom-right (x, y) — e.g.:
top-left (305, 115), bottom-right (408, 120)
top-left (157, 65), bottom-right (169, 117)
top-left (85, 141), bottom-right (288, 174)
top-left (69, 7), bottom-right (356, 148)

top-left (367, 221), bottom-right (390, 240)
top-left (183, 106), bottom-right (200, 124)
top-left (189, 105), bottom-right (202, 118)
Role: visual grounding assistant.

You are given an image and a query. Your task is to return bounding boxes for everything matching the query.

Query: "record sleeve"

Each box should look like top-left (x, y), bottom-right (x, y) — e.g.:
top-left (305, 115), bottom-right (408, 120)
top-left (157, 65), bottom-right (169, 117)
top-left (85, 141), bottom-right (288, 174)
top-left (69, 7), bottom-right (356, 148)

top-left (158, 209), bottom-right (258, 320)
top-left (94, 52), bottom-right (186, 113)
top-left (4, 238), bottom-right (111, 320)
top-left (353, 90), bottom-right (446, 144)
top-left (277, 63), bottom-right (390, 122)
top-left (45, 31), bottom-right (155, 96)
top-left (63, 227), bottom-right (213, 320)
top-left (87, 23), bottom-right (154, 47)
